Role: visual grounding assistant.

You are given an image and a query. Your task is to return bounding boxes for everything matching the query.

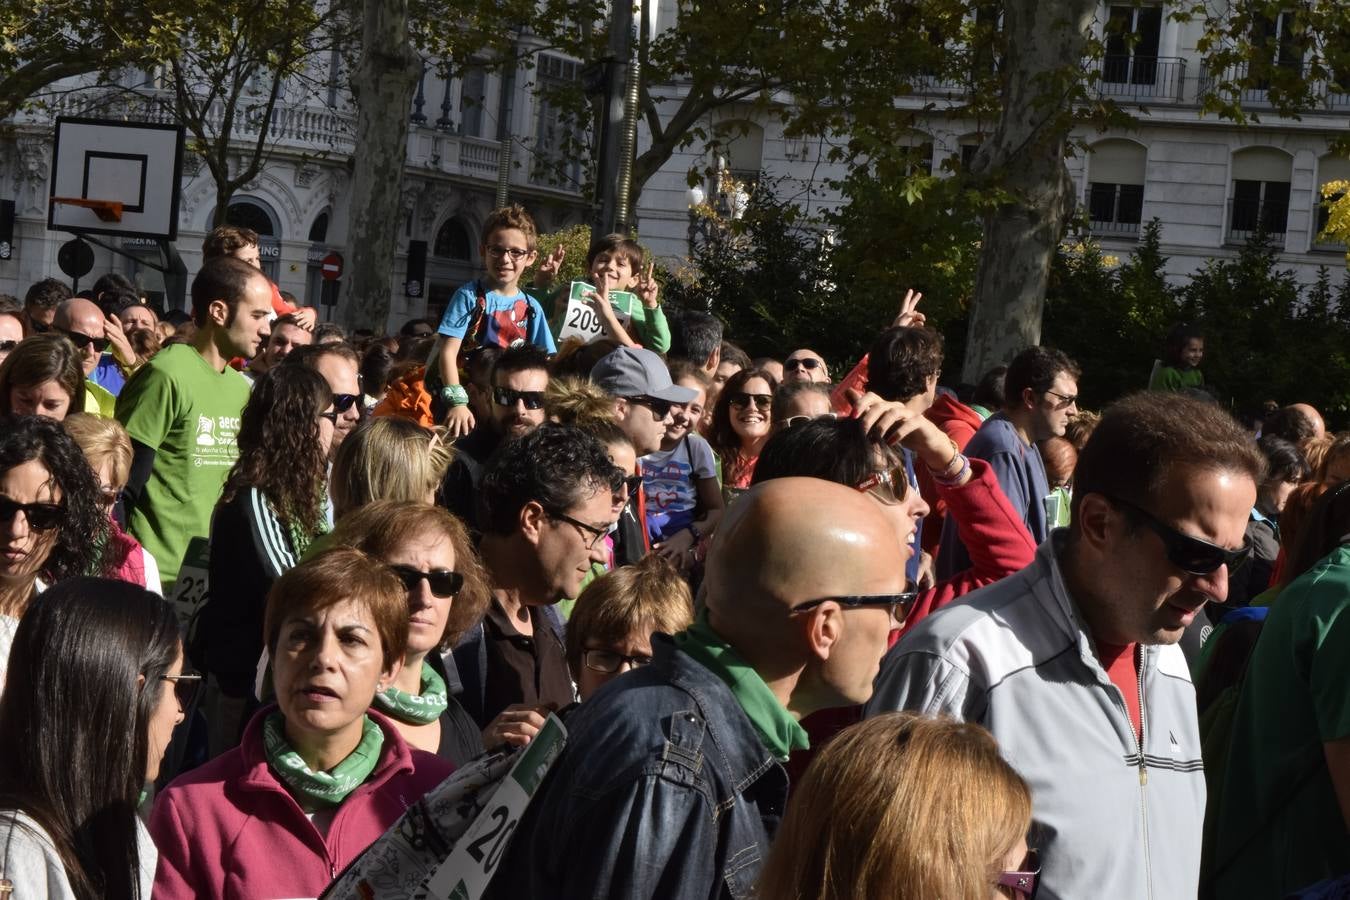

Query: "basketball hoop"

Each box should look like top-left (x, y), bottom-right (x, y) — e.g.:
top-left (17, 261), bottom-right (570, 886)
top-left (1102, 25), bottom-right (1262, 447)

top-left (51, 197), bottom-right (124, 222)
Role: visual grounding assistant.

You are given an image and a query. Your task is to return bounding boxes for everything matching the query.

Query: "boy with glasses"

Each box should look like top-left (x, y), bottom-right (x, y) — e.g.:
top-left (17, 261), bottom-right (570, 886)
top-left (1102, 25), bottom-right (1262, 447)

top-left (869, 392), bottom-right (1261, 900)
top-left (430, 205), bottom-right (557, 438)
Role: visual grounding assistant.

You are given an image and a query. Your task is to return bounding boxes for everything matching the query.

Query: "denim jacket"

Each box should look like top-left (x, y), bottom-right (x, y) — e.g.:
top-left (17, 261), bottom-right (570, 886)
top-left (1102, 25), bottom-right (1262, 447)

top-left (487, 634), bottom-right (789, 900)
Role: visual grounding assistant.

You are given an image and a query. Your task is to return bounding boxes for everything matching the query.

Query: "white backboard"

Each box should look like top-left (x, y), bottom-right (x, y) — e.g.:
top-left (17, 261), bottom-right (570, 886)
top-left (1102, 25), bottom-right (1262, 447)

top-left (48, 117), bottom-right (184, 240)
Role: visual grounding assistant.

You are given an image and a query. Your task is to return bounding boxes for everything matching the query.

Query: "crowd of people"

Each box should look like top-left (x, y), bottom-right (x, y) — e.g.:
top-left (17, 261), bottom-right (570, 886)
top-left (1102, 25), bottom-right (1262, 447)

top-left (0, 203), bottom-right (1347, 900)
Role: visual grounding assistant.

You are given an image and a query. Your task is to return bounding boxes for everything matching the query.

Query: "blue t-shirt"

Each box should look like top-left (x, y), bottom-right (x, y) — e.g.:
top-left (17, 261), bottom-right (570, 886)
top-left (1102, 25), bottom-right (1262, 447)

top-left (93, 354), bottom-right (126, 396)
top-left (936, 412), bottom-right (1049, 580)
top-left (436, 280), bottom-right (556, 353)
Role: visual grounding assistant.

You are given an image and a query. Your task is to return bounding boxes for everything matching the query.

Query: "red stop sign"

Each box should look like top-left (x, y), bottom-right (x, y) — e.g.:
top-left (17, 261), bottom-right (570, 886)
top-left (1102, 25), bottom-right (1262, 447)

top-left (321, 251), bottom-right (344, 281)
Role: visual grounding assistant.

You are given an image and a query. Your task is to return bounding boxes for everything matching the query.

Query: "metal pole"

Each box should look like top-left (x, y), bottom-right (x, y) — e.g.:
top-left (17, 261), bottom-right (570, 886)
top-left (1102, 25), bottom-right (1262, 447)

top-left (495, 141), bottom-right (512, 208)
top-left (613, 0), bottom-right (642, 235)
top-left (592, 0), bottom-right (635, 235)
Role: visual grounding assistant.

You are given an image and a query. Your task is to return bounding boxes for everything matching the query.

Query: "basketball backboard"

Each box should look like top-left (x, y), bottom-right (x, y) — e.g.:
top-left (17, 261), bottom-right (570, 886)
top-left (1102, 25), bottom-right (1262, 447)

top-left (47, 116), bottom-right (184, 240)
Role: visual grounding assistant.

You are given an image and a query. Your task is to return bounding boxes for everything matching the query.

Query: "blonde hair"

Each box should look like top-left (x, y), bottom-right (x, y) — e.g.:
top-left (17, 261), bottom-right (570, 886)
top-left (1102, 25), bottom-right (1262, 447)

top-left (327, 500), bottom-right (491, 649)
top-left (1063, 409), bottom-right (1100, 451)
top-left (758, 713), bottom-right (1032, 900)
top-left (330, 417), bottom-right (453, 519)
top-left (564, 555), bottom-right (694, 679)
top-left (1309, 433), bottom-right (1342, 481)
top-left (546, 376), bottom-right (618, 427)
top-left (62, 413), bottom-right (132, 486)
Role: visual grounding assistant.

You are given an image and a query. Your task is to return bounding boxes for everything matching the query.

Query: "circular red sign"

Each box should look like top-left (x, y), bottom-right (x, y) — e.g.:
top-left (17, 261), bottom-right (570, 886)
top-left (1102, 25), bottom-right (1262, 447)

top-left (320, 251), bottom-right (343, 281)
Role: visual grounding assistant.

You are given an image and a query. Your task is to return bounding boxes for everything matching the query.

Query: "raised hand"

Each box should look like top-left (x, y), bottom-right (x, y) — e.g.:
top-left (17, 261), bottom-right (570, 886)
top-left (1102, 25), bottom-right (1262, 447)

top-left (105, 313), bottom-right (136, 367)
top-left (534, 244), bottom-right (566, 288)
top-left (635, 261), bottom-right (660, 309)
top-left (892, 289), bottom-right (926, 328)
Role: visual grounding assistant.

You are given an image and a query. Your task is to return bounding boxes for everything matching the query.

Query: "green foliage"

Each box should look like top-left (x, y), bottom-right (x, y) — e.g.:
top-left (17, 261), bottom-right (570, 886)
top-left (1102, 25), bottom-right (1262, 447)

top-left (525, 223), bottom-right (596, 286)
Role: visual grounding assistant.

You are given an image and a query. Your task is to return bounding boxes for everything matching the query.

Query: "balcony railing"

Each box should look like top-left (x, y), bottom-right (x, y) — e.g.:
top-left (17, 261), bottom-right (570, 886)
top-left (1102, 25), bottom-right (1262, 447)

top-left (1201, 61), bottom-right (1350, 111)
top-left (1228, 198), bottom-right (1288, 247)
top-left (1085, 184), bottom-right (1143, 237)
top-left (1097, 56), bottom-right (1187, 103)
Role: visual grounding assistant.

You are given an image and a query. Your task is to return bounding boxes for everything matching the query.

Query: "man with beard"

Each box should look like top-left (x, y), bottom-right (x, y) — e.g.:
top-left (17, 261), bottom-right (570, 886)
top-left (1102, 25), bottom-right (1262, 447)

top-left (867, 392), bottom-right (1262, 900)
top-left (440, 344), bottom-right (550, 533)
top-left (283, 343), bottom-right (362, 453)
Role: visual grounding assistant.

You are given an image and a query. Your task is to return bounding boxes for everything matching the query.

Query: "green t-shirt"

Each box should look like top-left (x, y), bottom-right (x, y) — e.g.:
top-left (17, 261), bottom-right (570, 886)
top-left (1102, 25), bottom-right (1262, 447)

top-left (115, 344), bottom-right (250, 591)
top-left (1210, 545), bottom-right (1350, 898)
top-left (1149, 365), bottom-right (1204, 392)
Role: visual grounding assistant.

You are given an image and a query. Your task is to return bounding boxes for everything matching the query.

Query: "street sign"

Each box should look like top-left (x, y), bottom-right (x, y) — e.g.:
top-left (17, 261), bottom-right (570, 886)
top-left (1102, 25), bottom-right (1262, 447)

top-left (321, 251), bottom-right (344, 281)
top-left (57, 237), bottom-right (94, 279)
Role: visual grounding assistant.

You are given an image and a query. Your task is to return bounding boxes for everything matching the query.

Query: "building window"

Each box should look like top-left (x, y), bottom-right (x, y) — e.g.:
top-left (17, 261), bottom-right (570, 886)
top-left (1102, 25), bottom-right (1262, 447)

top-left (1086, 140), bottom-right (1146, 235)
top-left (712, 120), bottom-right (766, 188)
top-left (459, 68), bottom-right (486, 138)
top-left (433, 218), bottom-right (472, 260)
top-left (531, 55), bottom-right (583, 188)
top-left (308, 211), bottom-right (329, 243)
top-left (1229, 147), bottom-right (1292, 245)
top-left (1103, 4), bottom-right (1162, 87)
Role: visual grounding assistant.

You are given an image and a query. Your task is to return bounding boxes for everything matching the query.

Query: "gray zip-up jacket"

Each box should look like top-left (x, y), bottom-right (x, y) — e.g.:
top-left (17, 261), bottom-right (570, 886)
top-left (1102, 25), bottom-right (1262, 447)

top-left (866, 534), bottom-right (1204, 900)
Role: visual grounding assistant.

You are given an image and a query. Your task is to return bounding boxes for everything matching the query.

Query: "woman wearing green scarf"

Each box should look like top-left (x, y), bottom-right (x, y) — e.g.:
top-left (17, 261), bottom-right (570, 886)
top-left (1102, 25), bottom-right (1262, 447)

top-left (149, 548), bottom-right (455, 900)
top-left (328, 500), bottom-right (494, 765)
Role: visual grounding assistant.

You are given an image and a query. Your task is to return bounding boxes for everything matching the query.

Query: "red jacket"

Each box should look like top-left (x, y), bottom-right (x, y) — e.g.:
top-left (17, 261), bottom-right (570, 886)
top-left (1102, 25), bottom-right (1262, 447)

top-left (787, 458), bottom-right (1037, 782)
top-left (150, 707), bottom-right (453, 900)
top-left (918, 392), bottom-right (986, 558)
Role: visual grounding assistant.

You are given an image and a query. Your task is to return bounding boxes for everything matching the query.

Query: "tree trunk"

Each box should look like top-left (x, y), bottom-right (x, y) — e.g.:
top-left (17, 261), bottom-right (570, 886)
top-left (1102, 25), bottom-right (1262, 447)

top-left (343, 0), bottom-right (419, 331)
top-left (960, 0), bottom-right (1095, 383)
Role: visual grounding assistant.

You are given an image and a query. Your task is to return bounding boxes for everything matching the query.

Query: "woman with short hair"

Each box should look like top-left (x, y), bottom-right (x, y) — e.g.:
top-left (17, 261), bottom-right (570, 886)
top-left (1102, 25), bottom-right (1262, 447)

top-left (62, 413), bottom-right (160, 591)
top-left (0, 333), bottom-right (86, 421)
top-left (758, 713), bottom-right (1037, 900)
top-left (327, 500), bottom-right (492, 764)
top-left (150, 548), bottom-right (455, 900)
top-left (0, 415), bottom-right (105, 679)
top-left (0, 578), bottom-right (189, 899)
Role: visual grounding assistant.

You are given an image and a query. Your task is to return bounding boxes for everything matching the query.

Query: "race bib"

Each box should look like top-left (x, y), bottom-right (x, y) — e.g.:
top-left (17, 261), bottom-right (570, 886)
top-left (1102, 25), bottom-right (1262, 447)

top-left (167, 536), bottom-right (211, 626)
top-left (557, 282), bottom-right (636, 345)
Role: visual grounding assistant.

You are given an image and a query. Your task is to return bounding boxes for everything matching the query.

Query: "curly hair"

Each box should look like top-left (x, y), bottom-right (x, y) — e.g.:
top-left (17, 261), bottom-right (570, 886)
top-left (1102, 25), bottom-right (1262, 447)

top-left (866, 326), bottom-right (944, 402)
top-left (220, 366), bottom-right (332, 537)
top-left (480, 423), bottom-right (625, 536)
top-left (0, 334), bottom-right (87, 417)
top-left (480, 204), bottom-right (538, 249)
top-left (327, 500), bottom-right (492, 650)
top-left (0, 415), bottom-right (106, 584)
top-left (707, 368), bottom-right (780, 469)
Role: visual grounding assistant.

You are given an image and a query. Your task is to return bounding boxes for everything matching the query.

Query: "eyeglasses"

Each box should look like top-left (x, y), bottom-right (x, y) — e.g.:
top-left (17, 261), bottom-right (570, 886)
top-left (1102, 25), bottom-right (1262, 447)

top-left (0, 497), bottom-right (64, 531)
top-left (548, 510), bottom-right (613, 550)
top-left (582, 648), bottom-right (653, 674)
top-left (729, 392), bottom-right (773, 411)
top-left (58, 327), bottom-right (110, 353)
top-left (98, 484), bottom-right (124, 507)
top-left (626, 395), bottom-right (673, 419)
top-left (788, 593), bottom-right (919, 624)
top-left (785, 357), bottom-right (823, 372)
top-left (332, 393), bottom-right (361, 414)
top-left (160, 672), bottom-right (203, 710)
top-left (997, 849), bottom-right (1040, 899)
top-left (389, 564), bottom-right (465, 598)
top-left (494, 387), bottom-right (546, 410)
top-left (1106, 495), bottom-right (1252, 576)
top-left (0, 340), bottom-right (16, 353)
top-left (1044, 389), bottom-right (1077, 409)
top-left (783, 412), bottom-right (837, 429)
top-left (486, 245), bottom-right (532, 261)
top-left (855, 467), bottom-right (909, 504)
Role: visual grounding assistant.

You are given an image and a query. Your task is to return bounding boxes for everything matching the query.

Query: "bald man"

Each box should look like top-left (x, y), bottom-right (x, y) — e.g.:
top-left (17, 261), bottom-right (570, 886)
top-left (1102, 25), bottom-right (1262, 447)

top-left (53, 296), bottom-right (129, 415)
top-left (488, 479), bottom-right (907, 899)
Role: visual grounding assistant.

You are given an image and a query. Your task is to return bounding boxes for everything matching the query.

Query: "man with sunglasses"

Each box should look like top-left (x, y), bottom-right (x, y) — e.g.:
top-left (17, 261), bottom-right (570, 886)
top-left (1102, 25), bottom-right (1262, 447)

top-left (937, 345), bottom-right (1080, 580)
top-left (283, 343), bottom-right (362, 451)
top-left (454, 424), bottom-right (624, 732)
top-left (52, 296), bottom-right (134, 415)
top-left (488, 478), bottom-right (906, 900)
top-left (782, 348), bottom-right (830, 384)
top-left (440, 345), bottom-right (549, 533)
top-left (869, 392), bottom-right (1263, 900)
top-left (591, 346), bottom-right (697, 565)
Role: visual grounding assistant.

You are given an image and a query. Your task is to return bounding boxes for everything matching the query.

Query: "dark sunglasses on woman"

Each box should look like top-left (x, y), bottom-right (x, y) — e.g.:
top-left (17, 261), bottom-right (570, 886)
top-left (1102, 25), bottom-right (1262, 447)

top-left (0, 498), bottom-right (64, 531)
top-left (389, 564), bottom-right (465, 598)
top-left (728, 392), bottom-right (772, 411)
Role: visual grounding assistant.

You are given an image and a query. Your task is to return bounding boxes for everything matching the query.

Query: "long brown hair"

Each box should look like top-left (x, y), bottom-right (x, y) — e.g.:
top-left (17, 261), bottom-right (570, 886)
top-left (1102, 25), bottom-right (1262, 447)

top-left (220, 365), bottom-right (331, 537)
top-left (758, 713), bottom-right (1031, 900)
top-left (0, 333), bottom-right (86, 415)
top-left (706, 367), bottom-right (779, 468)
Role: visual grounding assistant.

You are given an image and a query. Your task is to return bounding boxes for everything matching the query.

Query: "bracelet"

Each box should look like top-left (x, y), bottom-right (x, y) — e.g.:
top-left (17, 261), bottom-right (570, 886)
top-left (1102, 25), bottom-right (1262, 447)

top-left (928, 438), bottom-right (962, 479)
top-left (932, 453), bottom-right (971, 487)
top-left (439, 384), bottom-right (469, 407)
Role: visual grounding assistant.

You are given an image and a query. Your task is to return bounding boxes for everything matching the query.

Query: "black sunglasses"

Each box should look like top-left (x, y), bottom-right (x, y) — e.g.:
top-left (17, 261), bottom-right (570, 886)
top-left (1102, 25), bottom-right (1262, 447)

top-left (160, 672), bottom-right (203, 710)
top-left (729, 392), bottom-right (773, 411)
top-left (788, 593), bottom-right (919, 624)
top-left (785, 357), bottom-right (822, 371)
top-left (493, 387), bottom-right (546, 410)
top-left (0, 497), bottom-right (64, 531)
top-left (622, 474), bottom-right (645, 498)
top-left (1106, 495), bottom-right (1252, 576)
top-left (626, 395), bottom-right (673, 419)
top-left (58, 327), bottom-right (110, 353)
top-left (389, 564), bottom-right (465, 598)
top-left (332, 393), bottom-right (360, 413)
top-left (0, 340), bottom-right (16, 353)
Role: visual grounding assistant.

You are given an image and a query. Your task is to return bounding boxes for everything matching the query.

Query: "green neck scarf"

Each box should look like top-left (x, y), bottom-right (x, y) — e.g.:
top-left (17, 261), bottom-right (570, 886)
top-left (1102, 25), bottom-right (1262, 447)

top-left (263, 712), bottom-right (384, 809)
top-left (372, 660), bottom-right (449, 725)
top-left (674, 615), bottom-right (809, 761)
